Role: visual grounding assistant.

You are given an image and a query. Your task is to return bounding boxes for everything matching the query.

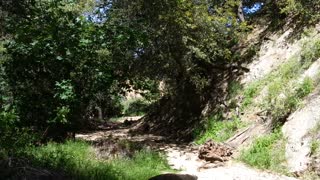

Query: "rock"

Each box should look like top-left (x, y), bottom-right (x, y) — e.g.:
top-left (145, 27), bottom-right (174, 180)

top-left (149, 173), bottom-right (197, 180)
top-left (198, 140), bottom-right (233, 162)
top-left (282, 91), bottom-right (320, 173)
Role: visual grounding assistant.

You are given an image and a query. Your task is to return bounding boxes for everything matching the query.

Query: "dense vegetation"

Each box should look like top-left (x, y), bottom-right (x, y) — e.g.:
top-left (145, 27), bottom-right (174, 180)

top-left (1, 0), bottom-right (320, 179)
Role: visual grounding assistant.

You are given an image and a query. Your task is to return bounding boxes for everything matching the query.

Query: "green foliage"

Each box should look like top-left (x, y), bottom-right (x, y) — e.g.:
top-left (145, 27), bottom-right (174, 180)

top-left (133, 0), bottom-right (247, 94)
top-left (227, 81), bottom-right (243, 99)
top-left (195, 114), bottom-right (245, 144)
top-left (110, 150), bottom-right (172, 180)
top-left (311, 140), bottom-right (320, 156)
top-left (296, 77), bottom-right (314, 98)
top-left (241, 82), bottom-right (260, 108)
top-left (278, 0), bottom-right (320, 22)
top-left (239, 129), bottom-right (288, 174)
top-left (54, 80), bottom-right (76, 102)
top-left (300, 38), bottom-right (320, 66)
top-left (51, 80), bottom-right (76, 124)
top-left (263, 61), bottom-right (315, 125)
top-left (0, 109), bottom-right (37, 156)
top-left (0, 41), bottom-right (37, 154)
top-left (25, 141), bottom-right (171, 180)
top-left (3, 0), bottom-right (128, 137)
top-left (122, 98), bottom-right (151, 116)
top-left (309, 122), bottom-right (320, 155)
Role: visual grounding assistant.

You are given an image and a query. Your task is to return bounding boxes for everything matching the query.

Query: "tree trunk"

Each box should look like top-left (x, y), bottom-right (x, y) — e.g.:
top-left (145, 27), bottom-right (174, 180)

top-left (238, 1), bottom-right (245, 22)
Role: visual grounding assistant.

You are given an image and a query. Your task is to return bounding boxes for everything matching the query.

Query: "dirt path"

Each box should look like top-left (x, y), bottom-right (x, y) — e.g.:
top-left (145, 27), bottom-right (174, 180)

top-left (76, 117), bottom-right (296, 180)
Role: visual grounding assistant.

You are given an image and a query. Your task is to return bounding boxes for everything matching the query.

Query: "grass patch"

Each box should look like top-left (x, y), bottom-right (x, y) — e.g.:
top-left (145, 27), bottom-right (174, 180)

top-left (303, 122), bottom-right (320, 179)
top-left (239, 129), bottom-right (288, 174)
top-left (309, 122), bottom-right (320, 156)
top-left (195, 114), bottom-right (246, 144)
top-left (24, 140), bottom-right (171, 180)
top-left (109, 150), bottom-right (172, 180)
top-left (311, 140), bottom-right (320, 156)
top-left (241, 81), bottom-right (261, 108)
top-left (264, 76), bottom-right (315, 126)
top-left (227, 81), bottom-right (243, 99)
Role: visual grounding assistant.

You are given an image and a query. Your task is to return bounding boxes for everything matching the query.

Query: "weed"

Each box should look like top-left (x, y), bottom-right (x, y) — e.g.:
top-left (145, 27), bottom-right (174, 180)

top-left (24, 140), bottom-right (171, 180)
top-left (110, 150), bottom-right (172, 180)
top-left (296, 77), bottom-right (314, 98)
top-left (310, 122), bottom-right (320, 135)
top-left (227, 81), bottom-right (243, 99)
top-left (309, 122), bottom-right (320, 156)
top-left (311, 140), bottom-right (320, 156)
top-left (300, 38), bottom-right (320, 66)
top-left (239, 129), bottom-right (288, 174)
top-left (264, 77), bottom-right (315, 126)
top-left (241, 82), bottom-right (260, 108)
top-left (195, 114), bottom-right (245, 144)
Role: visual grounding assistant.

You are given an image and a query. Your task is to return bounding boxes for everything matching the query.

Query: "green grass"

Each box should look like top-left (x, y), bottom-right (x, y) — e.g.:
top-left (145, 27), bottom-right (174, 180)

top-left (302, 122), bottom-right (320, 179)
top-left (109, 150), bottom-right (172, 180)
top-left (239, 129), bottom-right (288, 174)
top-left (309, 122), bottom-right (320, 156)
top-left (24, 140), bottom-right (171, 180)
top-left (311, 140), bottom-right (320, 156)
top-left (195, 114), bottom-right (246, 144)
top-left (264, 77), bottom-right (315, 126)
top-left (240, 35), bottom-right (320, 110)
top-left (241, 81), bottom-right (261, 108)
top-left (227, 81), bottom-right (243, 99)
top-left (300, 37), bottom-right (320, 66)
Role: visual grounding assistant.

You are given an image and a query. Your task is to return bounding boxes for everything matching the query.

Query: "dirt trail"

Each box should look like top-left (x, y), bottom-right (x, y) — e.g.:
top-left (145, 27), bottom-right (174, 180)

top-left (76, 117), bottom-right (296, 180)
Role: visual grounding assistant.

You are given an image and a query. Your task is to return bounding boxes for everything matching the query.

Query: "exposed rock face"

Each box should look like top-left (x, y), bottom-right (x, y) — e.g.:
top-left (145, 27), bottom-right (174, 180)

top-left (241, 28), bottom-right (301, 85)
top-left (198, 140), bottom-right (233, 162)
top-left (149, 173), bottom-right (198, 180)
top-left (282, 90), bottom-right (320, 173)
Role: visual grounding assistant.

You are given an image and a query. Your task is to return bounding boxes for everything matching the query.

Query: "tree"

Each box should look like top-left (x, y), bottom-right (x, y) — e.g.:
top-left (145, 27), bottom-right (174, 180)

top-left (107, 0), bottom-right (248, 139)
top-left (4, 0), bottom-right (125, 140)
